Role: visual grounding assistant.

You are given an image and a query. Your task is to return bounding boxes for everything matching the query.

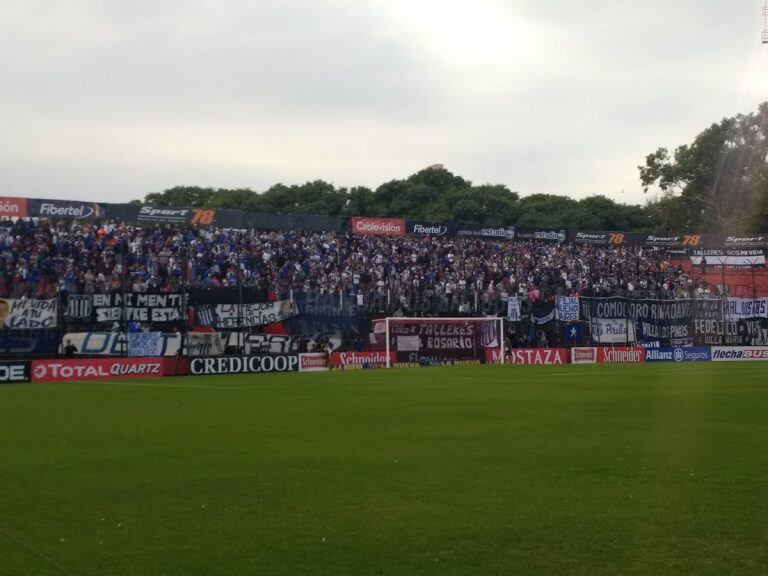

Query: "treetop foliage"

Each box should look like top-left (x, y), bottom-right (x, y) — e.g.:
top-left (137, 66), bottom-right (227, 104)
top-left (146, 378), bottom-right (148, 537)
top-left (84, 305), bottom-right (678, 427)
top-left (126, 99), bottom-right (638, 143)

top-left (142, 103), bottom-right (768, 233)
top-left (142, 170), bottom-right (650, 232)
top-left (639, 102), bottom-right (768, 233)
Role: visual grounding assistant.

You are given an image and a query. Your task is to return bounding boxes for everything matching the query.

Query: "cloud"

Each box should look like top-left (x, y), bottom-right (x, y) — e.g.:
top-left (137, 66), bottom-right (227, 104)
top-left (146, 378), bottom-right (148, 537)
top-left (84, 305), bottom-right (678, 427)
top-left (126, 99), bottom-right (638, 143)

top-left (0, 0), bottom-right (766, 204)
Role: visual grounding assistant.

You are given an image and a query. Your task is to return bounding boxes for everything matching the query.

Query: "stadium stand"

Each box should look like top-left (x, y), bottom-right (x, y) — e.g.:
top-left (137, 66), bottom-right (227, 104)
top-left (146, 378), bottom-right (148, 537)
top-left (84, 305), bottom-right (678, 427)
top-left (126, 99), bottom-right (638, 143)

top-left (0, 210), bottom-right (766, 360)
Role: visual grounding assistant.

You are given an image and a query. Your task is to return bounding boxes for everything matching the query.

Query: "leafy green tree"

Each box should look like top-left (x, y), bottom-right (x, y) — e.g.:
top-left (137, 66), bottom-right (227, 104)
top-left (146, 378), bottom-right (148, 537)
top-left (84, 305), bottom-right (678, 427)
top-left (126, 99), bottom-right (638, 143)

top-left (639, 102), bottom-right (768, 233)
top-left (140, 166), bottom-right (662, 231)
top-left (257, 181), bottom-right (348, 216)
top-left (144, 186), bottom-right (217, 208)
top-left (343, 186), bottom-right (375, 217)
top-left (578, 196), bottom-right (651, 231)
top-left (516, 194), bottom-right (580, 228)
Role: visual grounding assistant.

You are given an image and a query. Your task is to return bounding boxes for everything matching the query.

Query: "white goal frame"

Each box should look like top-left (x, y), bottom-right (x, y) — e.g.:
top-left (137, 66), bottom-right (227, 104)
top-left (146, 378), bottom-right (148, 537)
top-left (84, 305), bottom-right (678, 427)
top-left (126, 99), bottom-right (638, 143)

top-left (384, 317), bottom-right (505, 368)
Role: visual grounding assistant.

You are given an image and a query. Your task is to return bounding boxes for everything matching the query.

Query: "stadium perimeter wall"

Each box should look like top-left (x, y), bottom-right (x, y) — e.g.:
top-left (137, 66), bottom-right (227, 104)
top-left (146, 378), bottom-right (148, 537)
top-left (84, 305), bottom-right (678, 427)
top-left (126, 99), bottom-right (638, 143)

top-left (3, 346), bottom-right (768, 383)
top-left (1, 195), bottom-right (766, 249)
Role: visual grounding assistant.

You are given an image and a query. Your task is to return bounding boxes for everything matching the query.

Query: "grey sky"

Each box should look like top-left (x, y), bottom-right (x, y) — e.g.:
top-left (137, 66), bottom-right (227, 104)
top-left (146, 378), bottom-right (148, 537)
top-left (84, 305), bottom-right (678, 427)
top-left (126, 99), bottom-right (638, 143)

top-left (1, 0), bottom-right (767, 205)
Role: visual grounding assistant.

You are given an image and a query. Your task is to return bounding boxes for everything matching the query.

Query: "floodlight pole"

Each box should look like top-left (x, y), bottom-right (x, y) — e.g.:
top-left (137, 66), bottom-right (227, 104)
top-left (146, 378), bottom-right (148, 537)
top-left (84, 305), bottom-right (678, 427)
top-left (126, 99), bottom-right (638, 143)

top-left (763, 0), bottom-right (768, 44)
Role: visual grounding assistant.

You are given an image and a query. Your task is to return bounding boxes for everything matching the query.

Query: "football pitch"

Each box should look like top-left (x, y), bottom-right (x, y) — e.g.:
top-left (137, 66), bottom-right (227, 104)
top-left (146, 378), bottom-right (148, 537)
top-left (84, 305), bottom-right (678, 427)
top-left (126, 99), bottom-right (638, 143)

top-left (2, 363), bottom-right (768, 575)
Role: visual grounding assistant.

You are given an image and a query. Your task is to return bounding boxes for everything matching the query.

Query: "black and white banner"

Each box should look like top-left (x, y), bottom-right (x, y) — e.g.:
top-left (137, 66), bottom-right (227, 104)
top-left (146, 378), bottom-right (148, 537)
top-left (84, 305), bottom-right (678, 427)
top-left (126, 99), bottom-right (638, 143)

top-left (65, 295), bottom-right (93, 320)
top-left (631, 300), bottom-right (694, 341)
top-left (239, 333), bottom-right (300, 355)
top-left (724, 298), bottom-right (768, 320)
top-left (66, 293), bottom-right (187, 324)
top-left (63, 331), bottom-right (253, 357)
top-left (193, 300), bottom-right (298, 329)
top-left (591, 318), bottom-right (637, 344)
top-left (691, 249), bottom-right (765, 268)
top-left (585, 298), bottom-right (693, 343)
top-left (692, 299), bottom-right (741, 345)
top-left (189, 355), bottom-right (299, 375)
top-left (187, 332), bottom-right (226, 356)
top-left (693, 320), bottom-right (755, 345)
top-left (0, 298), bottom-right (57, 329)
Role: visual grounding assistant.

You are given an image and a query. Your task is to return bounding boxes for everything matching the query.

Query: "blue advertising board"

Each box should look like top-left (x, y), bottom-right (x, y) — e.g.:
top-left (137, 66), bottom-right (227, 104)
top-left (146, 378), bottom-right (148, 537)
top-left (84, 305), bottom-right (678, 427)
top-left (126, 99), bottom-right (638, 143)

top-left (645, 346), bottom-right (711, 363)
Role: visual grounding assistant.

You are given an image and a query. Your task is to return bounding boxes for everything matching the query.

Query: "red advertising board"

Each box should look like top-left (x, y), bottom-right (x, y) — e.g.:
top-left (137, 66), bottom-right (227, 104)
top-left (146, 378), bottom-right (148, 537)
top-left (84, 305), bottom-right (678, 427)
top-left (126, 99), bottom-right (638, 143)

top-left (0, 197), bottom-right (28, 218)
top-left (508, 348), bottom-right (568, 365)
top-left (162, 357), bottom-right (189, 376)
top-left (32, 358), bottom-right (164, 382)
top-left (331, 351), bottom-right (395, 368)
top-left (351, 217), bottom-right (406, 236)
top-left (597, 347), bottom-right (646, 364)
top-left (299, 353), bottom-right (329, 372)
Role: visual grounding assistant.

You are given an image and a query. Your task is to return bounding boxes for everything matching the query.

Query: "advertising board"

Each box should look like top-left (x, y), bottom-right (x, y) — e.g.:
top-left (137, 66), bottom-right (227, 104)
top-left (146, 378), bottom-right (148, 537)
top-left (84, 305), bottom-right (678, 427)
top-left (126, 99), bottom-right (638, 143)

top-left (299, 353), bottom-right (329, 372)
top-left (0, 361), bottom-right (30, 383)
top-left (189, 355), bottom-right (299, 375)
top-left (31, 358), bottom-right (164, 382)
top-left (351, 217), bottom-right (406, 236)
top-left (597, 347), bottom-right (646, 363)
top-left (331, 351), bottom-right (395, 369)
top-left (645, 347), bottom-right (711, 362)
top-left (571, 347), bottom-right (597, 364)
top-left (711, 347), bottom-right (768, 362)
top-left (507, 348), bottom-right (568, 365)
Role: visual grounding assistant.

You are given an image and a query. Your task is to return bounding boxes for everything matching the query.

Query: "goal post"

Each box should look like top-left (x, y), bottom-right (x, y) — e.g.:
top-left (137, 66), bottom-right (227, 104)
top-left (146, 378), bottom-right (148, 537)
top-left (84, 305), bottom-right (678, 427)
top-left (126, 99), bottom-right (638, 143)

top-left (384, 317), bottom-right (505, 368)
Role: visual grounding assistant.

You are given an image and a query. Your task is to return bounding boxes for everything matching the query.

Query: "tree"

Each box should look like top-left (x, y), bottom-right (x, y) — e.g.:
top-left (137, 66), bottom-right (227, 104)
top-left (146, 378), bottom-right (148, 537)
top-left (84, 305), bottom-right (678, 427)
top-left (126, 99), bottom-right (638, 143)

top-left (516, 194), bottom-right (580, 228)
top-left (365, 167), bottom-right (519, 225)
top-left (144, 186), bottom-right (217, 208)
top-left (257, 181), bottom-right (348, 216)
top-left (343, 186), bottom-right (375, 217)
top-left (639, 102), bottom-right (768, 232)
top-left (140, 166), bottom-right (662, 231)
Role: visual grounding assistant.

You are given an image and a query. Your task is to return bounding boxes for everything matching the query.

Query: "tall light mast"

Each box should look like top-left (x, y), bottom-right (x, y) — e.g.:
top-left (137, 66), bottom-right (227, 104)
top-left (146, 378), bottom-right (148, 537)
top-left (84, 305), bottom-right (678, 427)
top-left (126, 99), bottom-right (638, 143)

top-left (763, 0), bottom-right (768, 44)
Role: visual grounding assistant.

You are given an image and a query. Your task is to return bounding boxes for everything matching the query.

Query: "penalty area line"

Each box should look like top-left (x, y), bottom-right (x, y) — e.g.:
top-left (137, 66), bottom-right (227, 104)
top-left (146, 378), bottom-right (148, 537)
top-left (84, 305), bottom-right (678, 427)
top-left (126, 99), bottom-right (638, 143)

top-left (0, 525), bottom-right (74, 576)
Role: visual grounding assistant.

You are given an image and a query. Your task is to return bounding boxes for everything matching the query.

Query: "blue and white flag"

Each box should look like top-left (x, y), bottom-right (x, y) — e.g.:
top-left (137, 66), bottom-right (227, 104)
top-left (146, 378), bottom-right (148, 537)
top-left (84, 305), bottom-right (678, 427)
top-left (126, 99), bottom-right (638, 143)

top-left (565, 323), bottom-right (584, 342)
top-left (556, 296), bottom-right (579, 322)
top-left (128, 332), bottom-right (162, 356)
top-left (507, 297), bottom-right (521, 322)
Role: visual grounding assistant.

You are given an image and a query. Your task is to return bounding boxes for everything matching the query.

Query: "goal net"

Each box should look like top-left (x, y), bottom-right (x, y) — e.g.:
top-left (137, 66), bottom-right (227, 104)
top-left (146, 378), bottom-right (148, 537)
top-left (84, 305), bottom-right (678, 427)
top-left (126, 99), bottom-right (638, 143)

top-left (384, 317), bottom-right (505, 368)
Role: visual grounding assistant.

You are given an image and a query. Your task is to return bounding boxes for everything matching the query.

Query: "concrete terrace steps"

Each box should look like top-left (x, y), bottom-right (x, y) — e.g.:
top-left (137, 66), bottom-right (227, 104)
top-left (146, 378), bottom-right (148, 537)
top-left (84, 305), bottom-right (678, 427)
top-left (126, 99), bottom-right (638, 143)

top-left (671, 259), bottom-right (768, 297)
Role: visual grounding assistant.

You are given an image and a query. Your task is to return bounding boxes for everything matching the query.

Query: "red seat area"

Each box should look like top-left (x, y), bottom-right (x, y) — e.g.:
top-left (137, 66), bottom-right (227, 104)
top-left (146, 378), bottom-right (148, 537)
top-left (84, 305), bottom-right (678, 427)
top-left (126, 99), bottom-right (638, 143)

top-left (672, 259), bottom-right (768, 297)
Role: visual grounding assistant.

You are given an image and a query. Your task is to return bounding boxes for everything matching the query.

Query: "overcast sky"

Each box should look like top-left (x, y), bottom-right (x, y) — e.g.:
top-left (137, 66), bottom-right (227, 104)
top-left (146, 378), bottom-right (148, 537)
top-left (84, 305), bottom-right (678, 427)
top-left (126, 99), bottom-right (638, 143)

top-left (1, 0), bottom-right (767, 206)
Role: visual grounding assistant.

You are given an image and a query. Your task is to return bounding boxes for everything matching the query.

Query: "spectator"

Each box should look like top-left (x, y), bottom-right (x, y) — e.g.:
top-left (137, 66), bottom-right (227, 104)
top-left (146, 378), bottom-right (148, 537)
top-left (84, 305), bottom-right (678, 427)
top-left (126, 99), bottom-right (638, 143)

top-left (63, 339), bottom-right (77, 357)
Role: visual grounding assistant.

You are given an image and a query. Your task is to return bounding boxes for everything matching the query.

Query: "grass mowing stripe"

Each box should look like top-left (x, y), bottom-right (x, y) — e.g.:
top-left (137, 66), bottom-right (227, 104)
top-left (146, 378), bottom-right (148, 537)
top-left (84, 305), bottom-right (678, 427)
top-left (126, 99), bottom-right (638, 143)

top-left (1, 363), bottom-right (767, 575)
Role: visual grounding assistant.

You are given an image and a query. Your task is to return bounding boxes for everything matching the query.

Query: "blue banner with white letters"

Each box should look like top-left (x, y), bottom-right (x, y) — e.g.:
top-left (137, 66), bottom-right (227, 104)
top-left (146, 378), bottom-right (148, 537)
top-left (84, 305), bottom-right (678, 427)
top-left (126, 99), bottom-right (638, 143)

top-left (645, 347), bottom-right (711, 363)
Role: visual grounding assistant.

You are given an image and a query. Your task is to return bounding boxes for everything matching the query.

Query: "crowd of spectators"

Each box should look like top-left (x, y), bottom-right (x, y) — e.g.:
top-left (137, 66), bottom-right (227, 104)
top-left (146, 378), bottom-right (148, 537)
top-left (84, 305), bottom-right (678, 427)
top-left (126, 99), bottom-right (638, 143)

top-left (0, 218), bottom-right (716, 314)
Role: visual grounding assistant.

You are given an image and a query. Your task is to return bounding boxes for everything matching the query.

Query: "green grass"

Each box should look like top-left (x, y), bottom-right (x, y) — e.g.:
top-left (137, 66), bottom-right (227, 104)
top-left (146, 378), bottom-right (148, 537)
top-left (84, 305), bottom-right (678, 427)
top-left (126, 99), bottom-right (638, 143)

top-left (2, 363), bottom-right (768, 575)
